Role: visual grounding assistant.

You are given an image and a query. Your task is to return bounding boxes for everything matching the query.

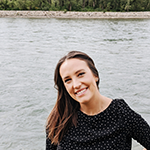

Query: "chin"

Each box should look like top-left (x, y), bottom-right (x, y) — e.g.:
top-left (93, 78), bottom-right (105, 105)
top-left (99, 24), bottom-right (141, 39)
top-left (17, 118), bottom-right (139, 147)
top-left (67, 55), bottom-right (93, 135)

top-left (78, 99), bottom-right (91, 105)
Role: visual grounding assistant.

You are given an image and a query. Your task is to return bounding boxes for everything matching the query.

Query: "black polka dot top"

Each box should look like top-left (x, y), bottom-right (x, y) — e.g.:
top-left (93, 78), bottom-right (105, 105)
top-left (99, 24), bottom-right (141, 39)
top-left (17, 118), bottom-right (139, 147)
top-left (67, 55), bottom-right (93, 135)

top-left (46, 99), bottom-right (150, 150)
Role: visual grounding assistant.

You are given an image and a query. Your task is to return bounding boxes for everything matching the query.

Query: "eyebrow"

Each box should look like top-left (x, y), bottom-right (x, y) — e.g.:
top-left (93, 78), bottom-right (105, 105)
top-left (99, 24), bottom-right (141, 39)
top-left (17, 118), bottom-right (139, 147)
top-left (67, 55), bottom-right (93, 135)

top-left (63, 69), bottom-right (85, 80)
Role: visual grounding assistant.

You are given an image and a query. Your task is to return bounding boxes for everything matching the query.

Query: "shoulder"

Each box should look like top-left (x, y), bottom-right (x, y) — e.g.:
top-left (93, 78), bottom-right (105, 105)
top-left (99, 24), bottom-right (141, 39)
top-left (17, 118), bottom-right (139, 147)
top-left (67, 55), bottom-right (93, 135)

top-left (111, 99), bottom-right (136, 116)
top-left (111, 99), bottom-right (129, 109)
top-left (112, 99), bottom-right (143, 122)
top-left (112, 99), bottom-right (130, 109)
top-left (112, 98), bottom-right (127, 105)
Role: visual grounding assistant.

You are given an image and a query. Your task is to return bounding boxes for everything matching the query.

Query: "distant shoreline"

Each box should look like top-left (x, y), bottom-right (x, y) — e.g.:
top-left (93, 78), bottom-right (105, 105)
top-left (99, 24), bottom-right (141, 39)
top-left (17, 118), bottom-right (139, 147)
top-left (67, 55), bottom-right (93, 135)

top-left (1, 11), bottom-right (150, 19)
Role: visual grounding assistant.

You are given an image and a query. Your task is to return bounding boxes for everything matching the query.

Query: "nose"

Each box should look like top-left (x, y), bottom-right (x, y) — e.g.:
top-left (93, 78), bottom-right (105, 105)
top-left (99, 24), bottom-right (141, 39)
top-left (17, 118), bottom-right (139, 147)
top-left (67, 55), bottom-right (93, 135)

top-left (72, 79), bottom-right (81, 89)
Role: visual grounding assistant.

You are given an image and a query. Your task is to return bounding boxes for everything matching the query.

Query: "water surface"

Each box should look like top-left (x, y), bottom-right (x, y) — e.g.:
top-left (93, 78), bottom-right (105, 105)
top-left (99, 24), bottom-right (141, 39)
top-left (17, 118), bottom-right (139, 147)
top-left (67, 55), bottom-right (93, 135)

top-left (0, 18), bottom-right (150, 150)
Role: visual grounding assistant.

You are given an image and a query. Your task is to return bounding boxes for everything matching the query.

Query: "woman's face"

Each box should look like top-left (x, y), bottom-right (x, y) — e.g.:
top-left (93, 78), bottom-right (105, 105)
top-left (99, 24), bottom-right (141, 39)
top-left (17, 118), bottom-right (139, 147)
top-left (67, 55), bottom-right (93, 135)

top-left (59, 58), bottom-right (99, 105)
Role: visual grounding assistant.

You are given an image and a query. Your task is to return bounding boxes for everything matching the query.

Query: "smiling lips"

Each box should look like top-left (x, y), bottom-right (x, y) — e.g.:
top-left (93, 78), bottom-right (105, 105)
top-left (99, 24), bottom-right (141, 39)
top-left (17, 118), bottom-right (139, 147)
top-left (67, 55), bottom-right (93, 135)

top-left (75, 88), bottom-right (88, 96)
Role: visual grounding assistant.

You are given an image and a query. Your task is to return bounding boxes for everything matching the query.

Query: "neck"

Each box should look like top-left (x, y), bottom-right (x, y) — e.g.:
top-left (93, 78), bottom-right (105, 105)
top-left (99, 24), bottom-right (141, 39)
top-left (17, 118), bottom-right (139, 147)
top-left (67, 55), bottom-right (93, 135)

top-left (80, 94), bottom-right (112, 116)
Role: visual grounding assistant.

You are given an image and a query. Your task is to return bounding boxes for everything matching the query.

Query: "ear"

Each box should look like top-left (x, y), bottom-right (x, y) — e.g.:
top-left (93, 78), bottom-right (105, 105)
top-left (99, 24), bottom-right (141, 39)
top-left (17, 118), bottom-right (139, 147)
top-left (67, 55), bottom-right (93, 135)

top-left (95, 76), bottom-right (99, 82)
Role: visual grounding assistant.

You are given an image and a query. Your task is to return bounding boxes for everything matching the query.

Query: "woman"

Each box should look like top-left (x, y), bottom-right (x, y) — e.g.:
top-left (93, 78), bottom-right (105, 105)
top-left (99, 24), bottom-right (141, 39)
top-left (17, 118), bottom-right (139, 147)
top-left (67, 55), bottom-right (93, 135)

top-left (46, 51), bottom-right (150, 150)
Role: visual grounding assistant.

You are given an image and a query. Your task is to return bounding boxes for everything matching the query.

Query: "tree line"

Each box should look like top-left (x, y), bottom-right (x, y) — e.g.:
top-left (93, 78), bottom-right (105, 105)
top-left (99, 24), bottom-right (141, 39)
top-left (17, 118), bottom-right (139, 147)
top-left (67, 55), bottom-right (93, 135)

top-left (0, 0), bottom-right (150, 11)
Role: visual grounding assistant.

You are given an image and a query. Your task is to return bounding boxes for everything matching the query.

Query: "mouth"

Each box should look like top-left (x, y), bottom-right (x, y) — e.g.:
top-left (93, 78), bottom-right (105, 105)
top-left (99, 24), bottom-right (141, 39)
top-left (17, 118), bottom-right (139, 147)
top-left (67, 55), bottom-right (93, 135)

top-left (75, 87), bottom-right (88, 96)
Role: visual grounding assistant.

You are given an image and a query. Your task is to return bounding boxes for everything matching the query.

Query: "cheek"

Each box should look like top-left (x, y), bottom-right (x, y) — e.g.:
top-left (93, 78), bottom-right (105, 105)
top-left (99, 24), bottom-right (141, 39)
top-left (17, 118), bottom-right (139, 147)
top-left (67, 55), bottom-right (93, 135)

top-left (65, 86), bottom-right (75, 99)
top-left (64, 84), bottom-right (72, 94)
top-left (88, 78), bottom-right (97, 88)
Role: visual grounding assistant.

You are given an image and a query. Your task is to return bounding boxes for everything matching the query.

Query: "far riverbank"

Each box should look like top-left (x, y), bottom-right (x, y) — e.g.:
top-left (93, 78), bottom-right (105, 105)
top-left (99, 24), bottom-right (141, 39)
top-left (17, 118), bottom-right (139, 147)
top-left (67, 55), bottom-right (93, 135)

top-left (1, 11), bottom-right (150, 19)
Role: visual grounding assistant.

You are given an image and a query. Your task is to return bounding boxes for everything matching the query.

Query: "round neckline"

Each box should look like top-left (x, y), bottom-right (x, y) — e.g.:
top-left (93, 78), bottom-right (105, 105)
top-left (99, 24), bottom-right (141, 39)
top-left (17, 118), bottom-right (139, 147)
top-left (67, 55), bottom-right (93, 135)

top-left (79, 99), bottom-right (115, 117)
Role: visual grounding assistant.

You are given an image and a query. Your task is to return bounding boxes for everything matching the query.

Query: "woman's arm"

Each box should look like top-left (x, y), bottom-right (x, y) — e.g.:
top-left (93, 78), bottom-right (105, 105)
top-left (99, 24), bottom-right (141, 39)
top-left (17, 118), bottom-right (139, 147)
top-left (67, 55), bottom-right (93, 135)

top-left (131, 114), bottom-right (150, 149)
top-left (119, 100), bottom-right (150, 149)
top-left (128, 109), bottom-right (150, 149)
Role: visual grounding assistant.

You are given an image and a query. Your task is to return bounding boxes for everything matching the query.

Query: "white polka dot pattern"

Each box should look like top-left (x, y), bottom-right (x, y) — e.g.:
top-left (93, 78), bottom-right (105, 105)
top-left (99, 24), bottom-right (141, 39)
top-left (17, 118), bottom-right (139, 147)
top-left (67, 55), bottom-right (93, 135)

top-left (46, 99), bottom-right (150, 150)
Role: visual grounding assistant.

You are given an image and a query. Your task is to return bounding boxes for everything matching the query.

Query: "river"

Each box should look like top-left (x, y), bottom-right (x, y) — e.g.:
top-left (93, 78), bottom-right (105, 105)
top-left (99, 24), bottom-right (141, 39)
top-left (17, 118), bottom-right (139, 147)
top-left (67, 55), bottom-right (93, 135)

top-left (0, 18), bottom-right (150, 150)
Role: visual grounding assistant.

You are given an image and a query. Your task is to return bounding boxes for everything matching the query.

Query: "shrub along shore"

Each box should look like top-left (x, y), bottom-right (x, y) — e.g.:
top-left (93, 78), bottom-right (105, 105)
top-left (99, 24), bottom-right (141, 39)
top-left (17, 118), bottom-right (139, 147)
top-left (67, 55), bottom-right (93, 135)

top-left (0, 0), bottom-right (150, 12)
top-left (1, 0), bottom-right (150, 18)
top-left (0, 11), bottom-right (150, 19)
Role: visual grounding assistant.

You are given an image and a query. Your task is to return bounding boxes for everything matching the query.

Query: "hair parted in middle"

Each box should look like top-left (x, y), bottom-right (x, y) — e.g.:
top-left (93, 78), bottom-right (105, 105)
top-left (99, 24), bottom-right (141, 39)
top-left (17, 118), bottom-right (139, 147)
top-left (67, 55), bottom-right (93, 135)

top-left (46, 51), bottom-right (100, 145)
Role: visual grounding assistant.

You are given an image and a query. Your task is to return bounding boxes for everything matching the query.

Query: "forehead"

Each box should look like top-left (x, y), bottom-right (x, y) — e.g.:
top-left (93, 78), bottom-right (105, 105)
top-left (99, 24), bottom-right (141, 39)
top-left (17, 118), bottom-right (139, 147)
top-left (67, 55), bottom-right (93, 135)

top-left (59, 58), bottom-right (89, 77)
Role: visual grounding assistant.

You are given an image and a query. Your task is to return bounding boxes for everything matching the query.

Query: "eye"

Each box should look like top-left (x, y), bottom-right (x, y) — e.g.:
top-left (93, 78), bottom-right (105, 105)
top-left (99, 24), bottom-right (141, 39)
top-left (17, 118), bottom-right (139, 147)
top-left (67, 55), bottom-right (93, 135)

top-left (64, 78), bottom-right (71, 83)
top-left (78, 72), bottom-right (85, 77)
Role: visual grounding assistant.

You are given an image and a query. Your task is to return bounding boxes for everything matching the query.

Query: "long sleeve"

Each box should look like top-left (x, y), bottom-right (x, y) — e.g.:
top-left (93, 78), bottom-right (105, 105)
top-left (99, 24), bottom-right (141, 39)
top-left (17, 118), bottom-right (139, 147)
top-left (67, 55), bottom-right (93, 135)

top-left (46, 132), bottom-right (57, 150)
top-left (119, 99), bottom-right (150, 149)
top-left (130, 110), bottom-right (150, 149)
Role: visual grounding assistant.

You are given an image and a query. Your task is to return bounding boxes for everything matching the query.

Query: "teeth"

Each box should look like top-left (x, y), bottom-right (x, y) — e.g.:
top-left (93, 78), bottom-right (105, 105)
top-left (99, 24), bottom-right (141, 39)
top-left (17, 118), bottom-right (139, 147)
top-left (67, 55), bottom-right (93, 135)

top-left (76, 89), bottom-right (86, 95)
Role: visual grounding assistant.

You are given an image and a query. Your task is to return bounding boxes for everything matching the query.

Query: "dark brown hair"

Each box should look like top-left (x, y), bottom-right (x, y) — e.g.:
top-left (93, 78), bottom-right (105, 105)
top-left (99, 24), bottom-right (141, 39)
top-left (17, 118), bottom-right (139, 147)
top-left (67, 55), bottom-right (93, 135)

top-left (46, 51), bottom-right (100, 144)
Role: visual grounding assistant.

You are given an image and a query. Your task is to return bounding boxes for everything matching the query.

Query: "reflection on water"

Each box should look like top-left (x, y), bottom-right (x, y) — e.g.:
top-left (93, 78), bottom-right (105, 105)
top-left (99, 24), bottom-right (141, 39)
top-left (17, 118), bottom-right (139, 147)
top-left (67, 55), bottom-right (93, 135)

top-left (0, 18), bottom-right (150, 150)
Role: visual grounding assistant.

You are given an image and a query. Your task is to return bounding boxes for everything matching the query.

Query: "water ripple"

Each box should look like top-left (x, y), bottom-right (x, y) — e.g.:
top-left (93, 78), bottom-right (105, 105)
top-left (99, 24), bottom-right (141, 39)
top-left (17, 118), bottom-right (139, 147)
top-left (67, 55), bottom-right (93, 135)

top-left (0, 18), bottom-right (150, 150)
